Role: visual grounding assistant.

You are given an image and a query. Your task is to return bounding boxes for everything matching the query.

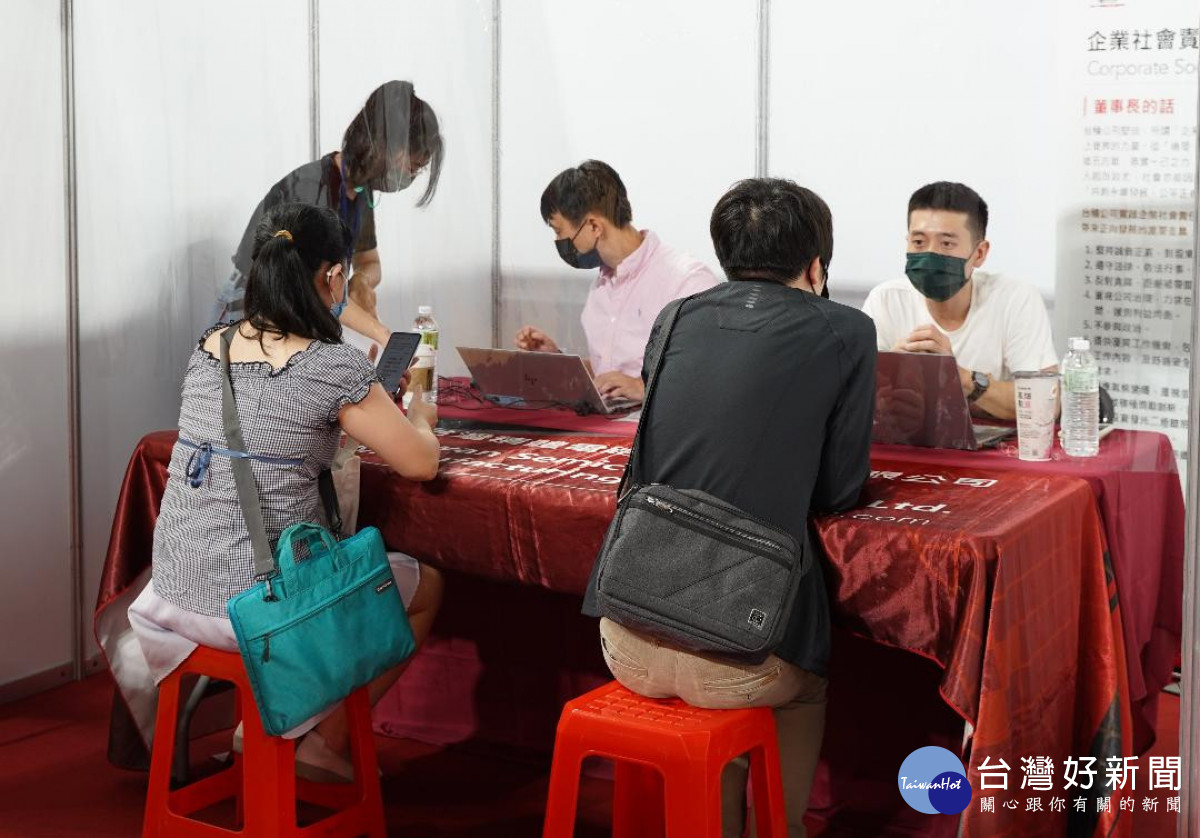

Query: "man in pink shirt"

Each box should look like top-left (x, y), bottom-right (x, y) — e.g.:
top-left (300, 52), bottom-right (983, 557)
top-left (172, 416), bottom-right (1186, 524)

top-left (515, 160), bottom-right (720, 402)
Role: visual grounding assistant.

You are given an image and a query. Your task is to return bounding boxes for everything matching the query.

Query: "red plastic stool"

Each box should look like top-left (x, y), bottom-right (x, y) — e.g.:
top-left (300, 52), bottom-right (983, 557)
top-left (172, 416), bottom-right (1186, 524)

top-left (542, 680), bottom-right (788, 838)
top-left (141, 646), bottom-right (386, 838)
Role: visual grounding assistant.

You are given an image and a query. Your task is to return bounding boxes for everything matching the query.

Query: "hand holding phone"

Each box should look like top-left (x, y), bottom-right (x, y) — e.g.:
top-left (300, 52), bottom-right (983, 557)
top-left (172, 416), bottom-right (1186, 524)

top-left (376, 332), bottom-right (422, 397)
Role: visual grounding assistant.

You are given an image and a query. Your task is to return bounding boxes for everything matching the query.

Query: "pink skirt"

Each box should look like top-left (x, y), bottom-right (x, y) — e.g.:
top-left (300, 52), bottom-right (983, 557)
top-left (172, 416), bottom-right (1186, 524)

top-left (128, 552), bottom-right (420, 739)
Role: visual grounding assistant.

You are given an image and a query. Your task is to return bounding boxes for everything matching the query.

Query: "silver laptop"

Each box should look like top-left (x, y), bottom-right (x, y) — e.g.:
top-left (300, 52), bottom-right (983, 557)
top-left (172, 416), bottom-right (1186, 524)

top-left (456, 347), bottom-right (640, 415)
top-left (872, 352), bottom-right (1015, 450)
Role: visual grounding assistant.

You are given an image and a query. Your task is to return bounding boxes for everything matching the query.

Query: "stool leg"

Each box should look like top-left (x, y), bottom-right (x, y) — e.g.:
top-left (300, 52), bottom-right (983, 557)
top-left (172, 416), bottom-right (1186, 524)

top-left (240, 701), bottom-right (294, 838)
top-left (541, 736), bottom-right (586, 838)
top-left (232, 701), bottom-right (245, 830)
top-left (142, 674), bottom-right (182, 838)
top-left (613, 761), bottom-right (665, 838)
top-left (232, 754), bottom-right (245, 831)
top-left (748, 742), bottom-right (788, 838)
top-left (171, 675), bottom-right (212, 786)
top-left (345, 689), bottom-right (387, 838)
top-left (664, 763), bottom-right (722, 838)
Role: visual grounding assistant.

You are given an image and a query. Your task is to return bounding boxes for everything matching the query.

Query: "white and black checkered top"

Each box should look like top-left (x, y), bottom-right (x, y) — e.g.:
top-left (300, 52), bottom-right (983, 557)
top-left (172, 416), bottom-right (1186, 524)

top-left (151, 324), bottom-right (379, 617)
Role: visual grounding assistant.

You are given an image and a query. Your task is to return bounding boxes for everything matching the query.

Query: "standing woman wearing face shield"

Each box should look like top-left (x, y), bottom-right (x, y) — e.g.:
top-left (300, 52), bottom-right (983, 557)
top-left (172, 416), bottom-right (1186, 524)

top-left (214, 80), bottom-right (444, 348)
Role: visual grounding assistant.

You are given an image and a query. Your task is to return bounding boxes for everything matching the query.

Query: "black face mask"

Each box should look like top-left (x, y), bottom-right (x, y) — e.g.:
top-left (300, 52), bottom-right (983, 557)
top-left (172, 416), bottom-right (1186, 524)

top-left (905, 251), bottom-right (969, 302)
top-left (555, 222), bottom-right (603, 270)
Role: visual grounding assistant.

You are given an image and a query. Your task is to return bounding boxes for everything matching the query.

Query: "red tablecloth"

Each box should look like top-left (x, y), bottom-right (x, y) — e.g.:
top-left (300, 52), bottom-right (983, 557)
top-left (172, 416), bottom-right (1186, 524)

top-left (95, 428), bottom-right (1142, 838)
top-left (874, 431), bottom-right (1183, 755)
top-left (440, 380), bottom-right (1183, 755)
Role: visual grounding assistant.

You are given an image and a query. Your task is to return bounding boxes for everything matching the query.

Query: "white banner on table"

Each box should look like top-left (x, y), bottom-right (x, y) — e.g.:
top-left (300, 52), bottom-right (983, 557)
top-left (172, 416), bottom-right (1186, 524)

top-left (1056, 0), bottom-right (1199, 470)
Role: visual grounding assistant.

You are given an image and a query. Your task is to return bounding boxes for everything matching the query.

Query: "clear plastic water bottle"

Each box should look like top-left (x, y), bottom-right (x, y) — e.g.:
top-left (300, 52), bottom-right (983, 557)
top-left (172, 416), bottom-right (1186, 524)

top-left (410, 305), bottom-right (439, 405)
top-left (1061, 337), bottom-right (1099, 457)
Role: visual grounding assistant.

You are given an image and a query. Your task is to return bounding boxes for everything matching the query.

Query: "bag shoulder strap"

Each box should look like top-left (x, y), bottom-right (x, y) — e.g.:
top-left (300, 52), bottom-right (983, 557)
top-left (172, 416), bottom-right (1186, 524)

top-left (318, 469), bottom-right (343, 536)
top-left (617, 296), bottom-right (691, 501)
top-left (219, 326), bottom-right (346, 580)
top-left (219, 325), bottom-right (276, 580)
top-left (321, 434), bottom-right (360, 536)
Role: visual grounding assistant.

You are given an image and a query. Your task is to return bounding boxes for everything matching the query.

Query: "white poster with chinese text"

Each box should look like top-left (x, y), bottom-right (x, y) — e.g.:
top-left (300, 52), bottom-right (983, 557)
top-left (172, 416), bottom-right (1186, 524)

top-left (1057, 0), bottom-right (1198, 469)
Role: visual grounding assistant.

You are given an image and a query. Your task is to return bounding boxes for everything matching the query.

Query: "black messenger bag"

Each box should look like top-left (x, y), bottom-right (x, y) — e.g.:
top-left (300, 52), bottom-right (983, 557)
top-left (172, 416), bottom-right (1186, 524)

top-left (593, 297), bottom-right (808, 664)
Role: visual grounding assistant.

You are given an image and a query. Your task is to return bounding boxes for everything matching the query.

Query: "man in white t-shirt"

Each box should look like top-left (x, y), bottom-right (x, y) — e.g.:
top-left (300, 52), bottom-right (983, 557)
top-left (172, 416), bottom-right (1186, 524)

top-left (862, 181), bottom-right (1058, 420)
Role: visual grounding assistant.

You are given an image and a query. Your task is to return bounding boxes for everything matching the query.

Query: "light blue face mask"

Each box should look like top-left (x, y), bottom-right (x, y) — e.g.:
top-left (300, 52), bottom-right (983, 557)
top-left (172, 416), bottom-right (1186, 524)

top-left (328, 268), bottom-right (349, 319)
top-left (351, 164), bottom-right (416, 210)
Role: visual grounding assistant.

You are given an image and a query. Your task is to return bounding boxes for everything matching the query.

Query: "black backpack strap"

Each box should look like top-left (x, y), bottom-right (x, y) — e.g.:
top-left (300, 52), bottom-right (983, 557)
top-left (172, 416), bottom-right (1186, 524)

top-left (617, 296), bottom-right (692, 502)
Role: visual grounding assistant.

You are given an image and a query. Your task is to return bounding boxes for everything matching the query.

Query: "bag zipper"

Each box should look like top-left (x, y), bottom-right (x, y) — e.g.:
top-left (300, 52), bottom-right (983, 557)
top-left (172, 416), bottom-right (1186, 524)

top-left (255, 564), bottom-right (392, 663)
top-left (642, 494), bottom-right (788, 554)
top-left (652, 484), bottom-right (796, 543)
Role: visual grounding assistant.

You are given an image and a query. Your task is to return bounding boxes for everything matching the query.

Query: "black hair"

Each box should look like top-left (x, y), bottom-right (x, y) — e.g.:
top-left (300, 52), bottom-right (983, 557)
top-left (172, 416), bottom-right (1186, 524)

top-left (243, 202), bottom-right (351, 345)
top-left (342, 80), bottom-right (444, 207)
top-left (710, 178), bottom-right (833, 293)
top-left (539, 160), bottom-right (633, 228)
top-left (908, 181), bottom-right (988, 242)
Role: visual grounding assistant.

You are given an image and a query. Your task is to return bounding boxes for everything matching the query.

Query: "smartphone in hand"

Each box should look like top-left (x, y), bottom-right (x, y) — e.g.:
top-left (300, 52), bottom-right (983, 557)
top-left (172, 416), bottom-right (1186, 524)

top-left (376, 332), bottom-right (422, 396)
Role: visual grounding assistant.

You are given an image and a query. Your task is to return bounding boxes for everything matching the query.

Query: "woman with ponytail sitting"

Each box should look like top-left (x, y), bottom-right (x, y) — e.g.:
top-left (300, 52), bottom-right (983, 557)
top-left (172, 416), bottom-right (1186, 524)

top-left (129, 201), bottom-right (442, 782)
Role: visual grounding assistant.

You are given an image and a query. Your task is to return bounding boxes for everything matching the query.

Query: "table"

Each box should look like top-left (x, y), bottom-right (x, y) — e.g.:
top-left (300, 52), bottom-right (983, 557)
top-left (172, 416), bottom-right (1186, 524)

top-left (875, 431), bottom-right (1183, 755)
top-left (444, 380), bottom-right (1183, 754)
top-left (95, 428), bottom-right (1144, 838)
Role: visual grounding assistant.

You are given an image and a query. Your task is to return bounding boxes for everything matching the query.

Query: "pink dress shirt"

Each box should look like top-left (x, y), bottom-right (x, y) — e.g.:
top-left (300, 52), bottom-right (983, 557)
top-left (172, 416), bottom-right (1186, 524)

top-left (580, 230), bottom-right (720, 377)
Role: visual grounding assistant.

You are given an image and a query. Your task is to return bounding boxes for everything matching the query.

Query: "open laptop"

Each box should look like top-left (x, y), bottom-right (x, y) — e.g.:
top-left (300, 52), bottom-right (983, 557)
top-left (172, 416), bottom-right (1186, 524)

top-left (872, 351), bottom-right (1015, 450)
top-left (456, 347), bottom-right (640, 415)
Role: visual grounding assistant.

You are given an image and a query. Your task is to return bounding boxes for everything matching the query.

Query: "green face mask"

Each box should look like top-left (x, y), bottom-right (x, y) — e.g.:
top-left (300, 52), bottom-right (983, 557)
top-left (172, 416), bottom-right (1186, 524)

top-left (905, 251), bottom-right (970, 302)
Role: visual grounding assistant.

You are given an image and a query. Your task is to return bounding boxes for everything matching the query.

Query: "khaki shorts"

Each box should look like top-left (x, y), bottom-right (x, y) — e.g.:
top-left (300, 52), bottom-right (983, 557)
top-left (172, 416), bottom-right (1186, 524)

top-left (599, 617), bottom-right (827, 710)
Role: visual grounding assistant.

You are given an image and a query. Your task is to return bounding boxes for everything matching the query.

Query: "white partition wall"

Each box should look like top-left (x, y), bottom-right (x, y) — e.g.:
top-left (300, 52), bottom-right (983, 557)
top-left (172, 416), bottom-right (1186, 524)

top-left (5, 5), bottom-right (1199, 753)
top-left (319, 0), bottom-right (494, 375)
top-left (0, 1), bottom-right (73, 691)
top-left (497, 0), bottom-right (756, 356)
top-left (769, 1), bottom-right (1060, 302)
top-left (72, 1), bottom-right (311, 660)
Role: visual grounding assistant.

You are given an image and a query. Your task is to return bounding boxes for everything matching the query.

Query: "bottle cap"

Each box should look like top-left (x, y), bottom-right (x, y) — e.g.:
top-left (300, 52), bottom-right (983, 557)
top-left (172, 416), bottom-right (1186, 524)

top-left (418, 305), bottom-right (433, 316)
top-left (1069, 337), bottom-right (1090, 352)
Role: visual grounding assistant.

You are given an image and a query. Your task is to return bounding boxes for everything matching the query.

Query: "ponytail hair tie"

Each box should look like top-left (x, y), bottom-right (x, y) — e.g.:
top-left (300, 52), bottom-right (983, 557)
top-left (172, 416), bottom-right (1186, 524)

top-left (272, 229), bottom-right (294, 242)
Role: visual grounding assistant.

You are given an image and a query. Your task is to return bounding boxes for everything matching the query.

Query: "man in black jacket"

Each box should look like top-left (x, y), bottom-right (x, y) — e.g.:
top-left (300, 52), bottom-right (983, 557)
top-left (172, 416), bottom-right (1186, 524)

top-left (584, 178), bottom-right (877, 837)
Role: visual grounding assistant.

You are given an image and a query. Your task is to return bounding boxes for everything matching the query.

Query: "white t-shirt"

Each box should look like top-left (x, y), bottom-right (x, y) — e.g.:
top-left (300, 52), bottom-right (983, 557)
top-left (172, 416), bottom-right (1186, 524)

top-left (861, 270), bottom-right (1059, 381)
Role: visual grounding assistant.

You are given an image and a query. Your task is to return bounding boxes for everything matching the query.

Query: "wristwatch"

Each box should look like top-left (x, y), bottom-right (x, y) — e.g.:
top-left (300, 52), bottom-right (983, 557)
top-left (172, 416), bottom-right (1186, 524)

top-left (967, 371), bottom-right (990, 403)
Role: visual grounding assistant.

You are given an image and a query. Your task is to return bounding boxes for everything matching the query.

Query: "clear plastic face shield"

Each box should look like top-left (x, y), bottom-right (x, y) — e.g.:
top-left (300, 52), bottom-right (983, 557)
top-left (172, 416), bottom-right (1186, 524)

top-left (343, 81), bottom-right (441, 209)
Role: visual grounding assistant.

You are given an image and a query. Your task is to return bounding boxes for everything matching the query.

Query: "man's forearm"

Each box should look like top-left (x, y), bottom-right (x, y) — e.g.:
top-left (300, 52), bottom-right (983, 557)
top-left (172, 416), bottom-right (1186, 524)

top-left (972, 377), bottom-right (1017, 421)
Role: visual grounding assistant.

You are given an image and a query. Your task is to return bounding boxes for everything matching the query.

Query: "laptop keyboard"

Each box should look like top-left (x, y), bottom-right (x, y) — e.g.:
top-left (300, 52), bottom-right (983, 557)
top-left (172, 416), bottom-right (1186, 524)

top-left (972, 424), bottom-right (1015, 447)
top-left (601, 396), bottom-right (640, 413)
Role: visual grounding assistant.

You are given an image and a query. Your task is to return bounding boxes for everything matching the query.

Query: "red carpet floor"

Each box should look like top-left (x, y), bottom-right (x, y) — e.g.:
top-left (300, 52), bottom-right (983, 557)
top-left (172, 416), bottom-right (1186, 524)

top-left (0, 674), bottom-right (1182, 837)
top-left (0, 674), bottom-right (611, 838)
